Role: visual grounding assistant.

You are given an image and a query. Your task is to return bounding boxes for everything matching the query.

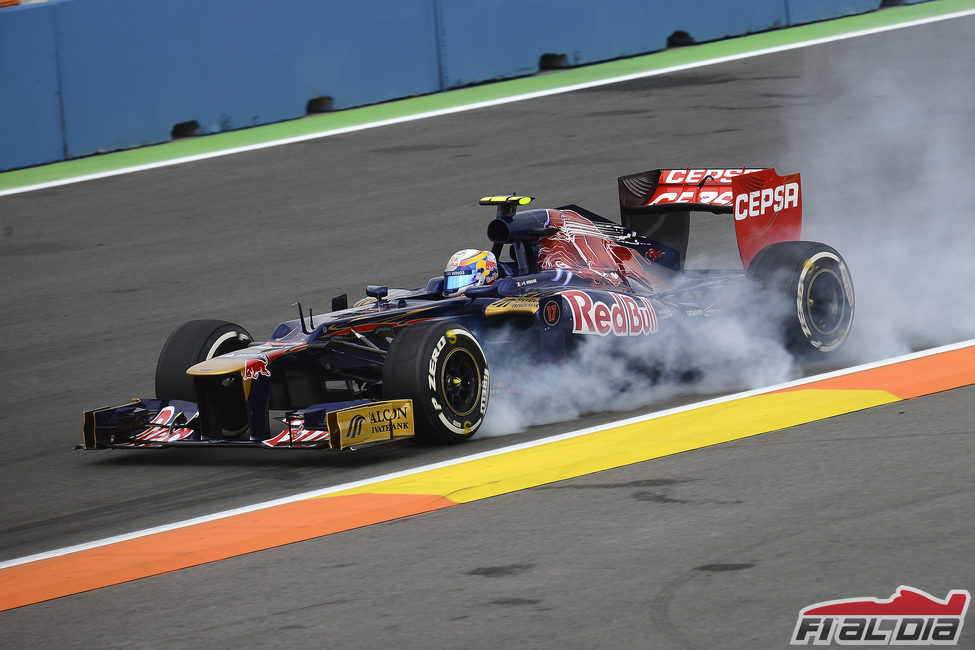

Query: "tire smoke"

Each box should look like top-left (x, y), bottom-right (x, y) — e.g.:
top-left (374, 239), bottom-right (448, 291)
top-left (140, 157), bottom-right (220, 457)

top-left (483, 31), bottom-right (975, 436)
top-left (789, 41), bottom-right (975, 362)
top-left (480, 304), bottom-right (796, 436)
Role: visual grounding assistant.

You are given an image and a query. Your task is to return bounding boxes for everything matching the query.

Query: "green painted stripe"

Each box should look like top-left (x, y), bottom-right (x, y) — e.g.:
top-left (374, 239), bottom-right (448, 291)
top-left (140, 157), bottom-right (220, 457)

top-left (1, 0), bottom-right (971, 191)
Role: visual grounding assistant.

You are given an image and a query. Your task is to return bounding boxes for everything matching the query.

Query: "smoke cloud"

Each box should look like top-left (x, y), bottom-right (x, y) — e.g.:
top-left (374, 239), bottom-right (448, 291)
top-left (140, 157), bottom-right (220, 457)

top-left (790, 45), bottom-right (975, 362)
top-left (481, 301), bottom-right (797, 435)
top-left (481, 40), bottom-right (975, 436)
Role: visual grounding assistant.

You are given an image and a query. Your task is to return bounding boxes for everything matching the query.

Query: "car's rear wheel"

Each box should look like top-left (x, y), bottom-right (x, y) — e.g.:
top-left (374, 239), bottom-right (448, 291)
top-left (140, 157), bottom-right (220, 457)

top-left (383, 321), bottom-right (489, 444)
top-left (155, 320), bottom-right (253, 436)
top-left (747, 241), bottom-right (854, 355)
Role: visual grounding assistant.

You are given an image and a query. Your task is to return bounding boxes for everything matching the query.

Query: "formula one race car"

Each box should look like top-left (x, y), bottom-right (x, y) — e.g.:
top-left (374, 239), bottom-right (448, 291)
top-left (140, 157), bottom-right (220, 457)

top-left (81, 167), bottom-right (854, 452)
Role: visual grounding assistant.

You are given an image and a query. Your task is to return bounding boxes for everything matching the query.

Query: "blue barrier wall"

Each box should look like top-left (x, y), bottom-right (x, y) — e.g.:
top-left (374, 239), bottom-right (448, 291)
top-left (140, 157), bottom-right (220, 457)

top-left (789, 0), bottom-right (881, 25)
top-left (0, 3), bottom-right (63, 169)
top-left (0, 0), bottom-right (931, 171)
top-left (54, 0), bottom-right (440, 159)
top-left (435, 0), bottom-right (787, 89)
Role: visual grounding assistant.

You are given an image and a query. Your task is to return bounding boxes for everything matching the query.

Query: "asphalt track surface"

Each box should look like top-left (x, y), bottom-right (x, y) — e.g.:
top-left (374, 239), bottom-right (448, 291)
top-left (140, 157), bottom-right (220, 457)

top-left (1, 14), bottom-right (974, 649)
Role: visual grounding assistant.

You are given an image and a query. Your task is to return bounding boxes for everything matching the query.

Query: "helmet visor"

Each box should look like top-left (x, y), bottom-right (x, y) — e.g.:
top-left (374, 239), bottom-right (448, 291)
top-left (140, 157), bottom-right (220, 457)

top-left (444, 269), bottom-right (474, 294)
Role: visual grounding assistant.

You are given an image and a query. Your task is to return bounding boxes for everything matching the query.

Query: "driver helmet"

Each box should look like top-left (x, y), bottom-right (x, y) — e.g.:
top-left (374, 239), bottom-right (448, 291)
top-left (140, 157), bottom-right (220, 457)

top-left (443, 249), bottom-right (499, 297)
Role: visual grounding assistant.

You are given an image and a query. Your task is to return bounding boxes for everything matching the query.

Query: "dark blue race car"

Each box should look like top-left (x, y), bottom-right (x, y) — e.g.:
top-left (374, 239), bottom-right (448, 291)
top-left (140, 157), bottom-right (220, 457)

top-left (82, 167), bottom-right (854, 451)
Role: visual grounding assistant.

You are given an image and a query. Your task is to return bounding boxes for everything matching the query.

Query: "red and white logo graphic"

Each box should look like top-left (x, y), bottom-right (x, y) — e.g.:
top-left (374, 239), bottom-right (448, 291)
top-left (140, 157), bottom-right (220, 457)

top-left (262, 417), bottom-right (330, 447)
top-left (660, 168), bottom-right (764, 185)
top-left (243, 355), bottom-right (271, 380)
top-left (133, 406), bottom-right (197, 442)
top-left (561, 290), bottom-right (657, 337)
top-left (791, 586), bottom-right (970, 646)
top-left (734, 179), bottom-right (800, 221)
top-left (648, 168), bottom-right (761, 206)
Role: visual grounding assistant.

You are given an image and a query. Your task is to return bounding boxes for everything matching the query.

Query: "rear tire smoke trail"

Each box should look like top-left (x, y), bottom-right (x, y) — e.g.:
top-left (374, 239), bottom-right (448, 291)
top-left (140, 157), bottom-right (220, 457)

top-left (481, 317), bottom-right (797, 436)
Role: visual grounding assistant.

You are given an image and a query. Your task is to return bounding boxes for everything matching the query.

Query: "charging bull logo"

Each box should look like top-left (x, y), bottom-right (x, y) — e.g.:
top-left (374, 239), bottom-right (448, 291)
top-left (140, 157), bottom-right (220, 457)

top-left (562, 290), bottom-right (657, 336)
top-left (243, 356), bottom-right (271, 380)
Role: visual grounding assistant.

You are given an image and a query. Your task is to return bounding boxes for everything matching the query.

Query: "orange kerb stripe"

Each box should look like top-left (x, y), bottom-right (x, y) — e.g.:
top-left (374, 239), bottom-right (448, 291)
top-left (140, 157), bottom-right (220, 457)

top-left (774, 347), bottom-right (975, 398)
top-left (4, 344), bottom-right (973, 612)
top-left (0, 493), bottom-right (455, 612)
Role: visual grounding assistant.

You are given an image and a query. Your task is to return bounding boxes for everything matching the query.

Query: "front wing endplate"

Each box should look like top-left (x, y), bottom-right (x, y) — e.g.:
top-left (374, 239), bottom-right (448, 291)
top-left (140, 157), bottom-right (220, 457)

top-left (326, 399), bottom-right (415, 450)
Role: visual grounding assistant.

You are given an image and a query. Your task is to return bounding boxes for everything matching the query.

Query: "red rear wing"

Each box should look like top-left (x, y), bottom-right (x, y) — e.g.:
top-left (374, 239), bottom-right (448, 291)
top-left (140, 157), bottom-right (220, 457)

top-left (618, 167), bottom-right (802, 269)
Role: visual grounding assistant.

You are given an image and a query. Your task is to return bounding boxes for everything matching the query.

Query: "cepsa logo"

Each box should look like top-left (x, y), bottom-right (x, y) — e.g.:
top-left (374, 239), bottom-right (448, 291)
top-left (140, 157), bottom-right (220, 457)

top-left (650, 168), bottom-right (760, 206)
top-left (791, 586), bottom-right (971, 646)
top-left (661, 168), bottom-right (759, 184)
top-left (561, 290), bottom-right (657, 337)
top-left (735, 180), bottom-right (800, 221)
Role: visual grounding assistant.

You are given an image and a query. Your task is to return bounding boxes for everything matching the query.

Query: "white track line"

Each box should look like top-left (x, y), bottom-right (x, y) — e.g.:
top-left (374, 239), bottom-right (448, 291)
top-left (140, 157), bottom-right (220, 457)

top-left (2, 337), bottom-right (973, 571)
top-left (2, 8), bottom-right (973, 199)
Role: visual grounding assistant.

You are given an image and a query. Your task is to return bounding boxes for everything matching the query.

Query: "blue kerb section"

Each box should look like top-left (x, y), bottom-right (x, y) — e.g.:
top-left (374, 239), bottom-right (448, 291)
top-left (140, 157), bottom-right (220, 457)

top-left (0, 3), bottom-right (64, 169)
top-left (53, 0), bottom-right (440, 159)
top-left (435, 0), bottom-right (788, 89)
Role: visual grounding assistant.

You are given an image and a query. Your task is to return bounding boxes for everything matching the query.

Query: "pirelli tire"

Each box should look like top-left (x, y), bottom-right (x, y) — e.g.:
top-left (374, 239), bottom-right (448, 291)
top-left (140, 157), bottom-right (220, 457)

top-left (383, 321), bottom-right (490, 444)
top-left (747, 241), bottom-right (855, 355)
top-left (154, 319), bottom-right (253, 401)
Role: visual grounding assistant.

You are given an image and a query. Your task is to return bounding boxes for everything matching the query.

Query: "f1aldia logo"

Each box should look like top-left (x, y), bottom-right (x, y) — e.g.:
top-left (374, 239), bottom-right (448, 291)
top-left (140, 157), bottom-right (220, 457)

top-left (791, 585), bottom-right (970, 646)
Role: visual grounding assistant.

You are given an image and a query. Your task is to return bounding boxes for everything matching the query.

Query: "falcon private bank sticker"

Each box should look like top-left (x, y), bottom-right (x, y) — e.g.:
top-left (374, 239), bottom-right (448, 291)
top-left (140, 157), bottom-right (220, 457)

top-left (790, 585), bottom-right (970, 646)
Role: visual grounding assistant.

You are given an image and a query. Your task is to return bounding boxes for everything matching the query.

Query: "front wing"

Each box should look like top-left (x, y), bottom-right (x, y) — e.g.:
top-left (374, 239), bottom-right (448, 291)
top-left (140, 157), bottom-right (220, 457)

top-left (81, 398), bottom-right (416, 451)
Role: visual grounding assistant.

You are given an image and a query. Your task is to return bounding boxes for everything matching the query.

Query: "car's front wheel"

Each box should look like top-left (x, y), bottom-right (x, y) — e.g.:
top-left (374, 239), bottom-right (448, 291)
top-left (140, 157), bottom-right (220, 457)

top-left (154, 319), bottom-right (253, 437)
top-left (383, 321), bottom-right (489, 444)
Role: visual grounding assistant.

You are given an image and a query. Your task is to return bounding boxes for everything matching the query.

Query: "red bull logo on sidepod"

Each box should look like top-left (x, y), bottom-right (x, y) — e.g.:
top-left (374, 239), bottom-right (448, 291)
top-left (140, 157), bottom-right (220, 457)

top-left (561, 290), bottom-right (657, 337)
